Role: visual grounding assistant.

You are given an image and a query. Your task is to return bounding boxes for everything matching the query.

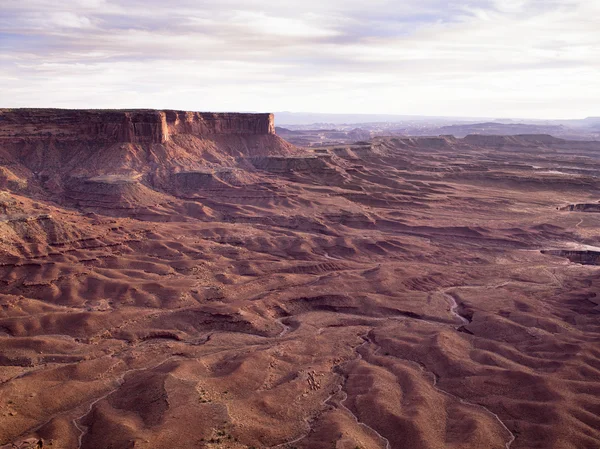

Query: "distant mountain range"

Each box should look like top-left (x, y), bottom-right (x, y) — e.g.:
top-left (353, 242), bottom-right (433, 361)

top-left (274, 112), bottom-right (484, 126)
top-left (274, 113), bottom-right (600, 142)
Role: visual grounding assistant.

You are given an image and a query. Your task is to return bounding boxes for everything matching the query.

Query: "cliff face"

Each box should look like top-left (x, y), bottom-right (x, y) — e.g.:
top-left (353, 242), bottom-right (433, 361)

top-left (164, 111), bottom-right (275, 137)
top-left (462, 134), bottom-right (566, 147)
top-left (0, 109), bottom-right (296, 185)
top-left (0, 109), bottom-right (275, 144)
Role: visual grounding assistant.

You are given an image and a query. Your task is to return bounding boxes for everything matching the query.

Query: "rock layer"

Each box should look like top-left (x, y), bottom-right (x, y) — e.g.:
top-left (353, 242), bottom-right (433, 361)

top-left (0, 109), bottom-right (293, 184)
top-left (0, 109), bottom-right (275, 144)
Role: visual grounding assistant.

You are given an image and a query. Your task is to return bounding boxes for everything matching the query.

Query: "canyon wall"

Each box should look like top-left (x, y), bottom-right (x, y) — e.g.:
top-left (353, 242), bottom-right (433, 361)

top-left (0, 109), bottom-right (275, 144)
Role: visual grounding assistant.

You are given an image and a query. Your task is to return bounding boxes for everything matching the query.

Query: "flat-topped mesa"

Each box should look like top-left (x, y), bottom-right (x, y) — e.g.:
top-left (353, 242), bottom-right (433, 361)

top-left (0, 109), bottom-right (275, 144)
top-left (462, 134), bottom-right (566, 146)
top-left (164, 111), bottom-right (275, 137)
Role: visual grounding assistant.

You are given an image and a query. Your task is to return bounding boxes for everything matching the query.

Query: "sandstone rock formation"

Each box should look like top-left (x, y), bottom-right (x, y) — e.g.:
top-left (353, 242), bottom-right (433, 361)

top-left (0, 109), bottom-right (275, 143)
top-left (0, 109), bottom-right (296, 196)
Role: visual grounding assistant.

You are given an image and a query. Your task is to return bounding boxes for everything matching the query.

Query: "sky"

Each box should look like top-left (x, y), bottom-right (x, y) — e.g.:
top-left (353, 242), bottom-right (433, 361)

top-left (1, 0), bottom-right (599, 119)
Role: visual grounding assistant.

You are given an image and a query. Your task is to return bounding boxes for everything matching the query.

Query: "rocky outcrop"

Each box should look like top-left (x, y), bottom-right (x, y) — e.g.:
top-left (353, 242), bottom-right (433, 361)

top-left (64, 175), bottom-right (166, 209)
top-left (164, 111), bottom-right (274, 137)
top-left (542, 250), bottom-right (600, 265)
top-left (0, 109), bottom-right (275, 144)
top-left (559, 203), bottom-right (600, 212)
top-left (0, 167), bottom-right (27, 190)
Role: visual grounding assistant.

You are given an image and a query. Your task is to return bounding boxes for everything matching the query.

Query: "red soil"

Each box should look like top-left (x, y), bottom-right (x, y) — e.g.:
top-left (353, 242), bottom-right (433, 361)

top-left (1, 110), bottom-right (600, 449)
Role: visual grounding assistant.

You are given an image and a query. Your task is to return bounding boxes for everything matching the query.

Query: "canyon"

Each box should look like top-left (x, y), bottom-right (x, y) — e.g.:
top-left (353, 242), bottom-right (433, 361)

top-left (1, 109), bottom-right (600, 449)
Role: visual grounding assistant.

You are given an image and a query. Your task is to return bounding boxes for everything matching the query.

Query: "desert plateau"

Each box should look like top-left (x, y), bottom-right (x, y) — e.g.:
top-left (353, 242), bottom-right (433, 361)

top-left (0, 109), bottom-right (600, 449)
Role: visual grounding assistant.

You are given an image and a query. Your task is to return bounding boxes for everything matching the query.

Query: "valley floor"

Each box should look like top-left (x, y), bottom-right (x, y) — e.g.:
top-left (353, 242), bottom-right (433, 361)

top-left (2, 135), bottom-right (600, 449)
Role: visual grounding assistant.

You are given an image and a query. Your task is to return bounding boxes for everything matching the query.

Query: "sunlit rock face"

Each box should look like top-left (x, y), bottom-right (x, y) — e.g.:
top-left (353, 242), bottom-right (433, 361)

top-left (0, 109), bottom-right (275, 144)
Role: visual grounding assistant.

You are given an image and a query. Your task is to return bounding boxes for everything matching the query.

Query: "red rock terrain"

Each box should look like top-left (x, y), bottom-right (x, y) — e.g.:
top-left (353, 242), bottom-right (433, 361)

top-left (1, 109), bottom-right (600, 449)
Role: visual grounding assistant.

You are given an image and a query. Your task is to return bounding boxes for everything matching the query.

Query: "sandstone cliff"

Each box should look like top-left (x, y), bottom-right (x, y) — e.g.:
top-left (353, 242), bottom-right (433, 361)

top-left (0, 109), bottom-right (275, 144)
top-left (0, 109), bottom-right (296, 186)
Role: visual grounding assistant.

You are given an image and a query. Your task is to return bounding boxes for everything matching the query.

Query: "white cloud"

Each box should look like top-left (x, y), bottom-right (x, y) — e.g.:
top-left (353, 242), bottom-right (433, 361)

top-left (48, 12), bottom-right (93, 28)
top-left (230, 11), bottom-right (339, 38)
top-left (0, 0), bottom-right (598, 118)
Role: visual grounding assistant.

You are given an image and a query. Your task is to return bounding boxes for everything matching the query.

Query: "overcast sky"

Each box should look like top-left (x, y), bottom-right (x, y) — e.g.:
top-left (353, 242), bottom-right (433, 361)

top-left (1, 0), bottom-right (598, 119)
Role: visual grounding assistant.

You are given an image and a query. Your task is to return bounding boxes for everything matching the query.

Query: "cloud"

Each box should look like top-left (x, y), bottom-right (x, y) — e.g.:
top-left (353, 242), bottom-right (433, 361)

top-left (0, 0), bottom-right (598, 118)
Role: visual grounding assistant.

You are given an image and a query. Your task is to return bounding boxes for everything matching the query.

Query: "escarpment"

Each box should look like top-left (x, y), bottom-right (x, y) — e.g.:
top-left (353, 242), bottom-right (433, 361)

top-left (0, 109), bottom-right (275, 144)
top-left (0, 109), bottom-right (296, 190)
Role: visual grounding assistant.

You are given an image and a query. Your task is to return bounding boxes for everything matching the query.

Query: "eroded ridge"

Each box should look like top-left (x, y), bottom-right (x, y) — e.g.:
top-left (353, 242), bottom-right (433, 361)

top-left (1, 123), bottom-right (600, 448)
